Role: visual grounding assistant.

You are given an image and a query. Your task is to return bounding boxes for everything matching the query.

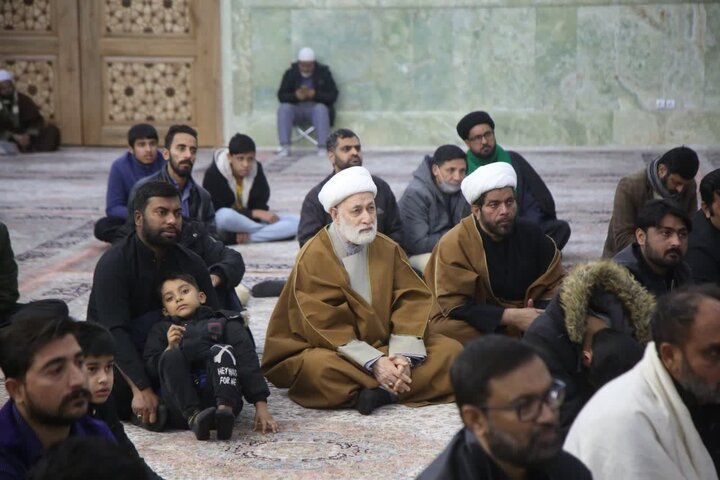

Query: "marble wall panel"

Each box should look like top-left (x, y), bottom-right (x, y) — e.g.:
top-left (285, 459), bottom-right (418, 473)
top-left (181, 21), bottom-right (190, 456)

top-left (224, 1), bottom-right (720, 147)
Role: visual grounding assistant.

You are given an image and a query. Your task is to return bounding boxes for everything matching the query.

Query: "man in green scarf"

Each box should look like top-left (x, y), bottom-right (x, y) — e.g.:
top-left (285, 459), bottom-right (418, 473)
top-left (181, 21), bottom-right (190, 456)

top-left (456, 111), bottom-right (570, 250)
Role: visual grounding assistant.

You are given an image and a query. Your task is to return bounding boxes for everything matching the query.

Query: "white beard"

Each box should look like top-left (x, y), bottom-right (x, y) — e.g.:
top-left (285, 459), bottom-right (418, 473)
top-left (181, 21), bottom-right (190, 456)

top-left (337, 216), bottom-right (377, 245)
top-left (437, 180), bottom-right (461, 194)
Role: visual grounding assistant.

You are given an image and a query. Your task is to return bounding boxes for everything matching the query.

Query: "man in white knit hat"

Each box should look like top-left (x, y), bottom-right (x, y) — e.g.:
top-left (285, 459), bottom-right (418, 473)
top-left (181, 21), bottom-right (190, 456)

top-left (262, 166), bottom-right (462, 415)
top-left (424, 162), bottom-right (565, 345)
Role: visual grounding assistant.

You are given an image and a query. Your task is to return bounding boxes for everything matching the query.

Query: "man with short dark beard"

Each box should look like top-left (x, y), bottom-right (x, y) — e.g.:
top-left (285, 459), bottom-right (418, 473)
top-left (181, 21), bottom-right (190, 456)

top-left (87, 181), bottom-right (219, 428)
top-left (0, 302), bottom-right (115, 479)
top-left (565, 285), bottom-right (720, 479)
top-left (612, 199), bottom-right (693, 297)
top-left (419, 335), bottom-right (591, 479)
top-left (263, 166), bottom-right (461, 415)
top-left (425, 162), bottom-right (565, 345)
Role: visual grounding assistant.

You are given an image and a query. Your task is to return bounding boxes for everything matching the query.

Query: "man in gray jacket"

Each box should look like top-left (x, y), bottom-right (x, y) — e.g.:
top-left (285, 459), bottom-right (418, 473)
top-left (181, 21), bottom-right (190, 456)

top-left (398, 145), bottom-right (469, 271)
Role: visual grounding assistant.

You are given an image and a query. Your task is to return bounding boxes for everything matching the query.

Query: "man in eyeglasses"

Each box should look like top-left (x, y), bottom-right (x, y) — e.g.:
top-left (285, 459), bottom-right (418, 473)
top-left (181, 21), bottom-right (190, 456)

top-left (424, 162), bottom-right (565, 345)
top-left (612, 199), bottom-right (693, 297)
top-left (456, 111), bottom-right (570, 250)
top-left (419, 335), bottom-right (591, 479)
top-left (565, 285), bottom-right (720, 478)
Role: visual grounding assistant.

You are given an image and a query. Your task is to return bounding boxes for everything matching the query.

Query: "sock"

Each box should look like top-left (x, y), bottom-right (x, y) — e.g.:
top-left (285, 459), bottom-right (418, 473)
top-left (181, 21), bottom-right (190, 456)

top-left (356, 388), bottom-right (393, 415)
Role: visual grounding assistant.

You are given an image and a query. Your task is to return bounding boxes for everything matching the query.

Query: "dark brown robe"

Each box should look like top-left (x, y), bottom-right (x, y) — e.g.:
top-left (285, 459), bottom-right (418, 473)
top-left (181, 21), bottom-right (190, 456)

top-left (261, 228), bottom-right (462, 408)
top-left (425, 215), bottom-right (565, 344)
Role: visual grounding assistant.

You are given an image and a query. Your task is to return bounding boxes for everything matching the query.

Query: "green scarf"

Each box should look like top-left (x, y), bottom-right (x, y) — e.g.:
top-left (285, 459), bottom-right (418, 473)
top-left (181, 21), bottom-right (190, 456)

top-left (466, 144), bottom-right (512, 174)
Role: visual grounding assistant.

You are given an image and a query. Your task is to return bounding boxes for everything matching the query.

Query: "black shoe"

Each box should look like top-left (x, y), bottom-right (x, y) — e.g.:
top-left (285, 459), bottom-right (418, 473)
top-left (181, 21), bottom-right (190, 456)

top-left (188, 407), bottom-right (216, 441)
top-left (131, 404), bottom-right (167, 432)
top-left (356, 388), bottom-right (393, 415)
top-left (251, 280), bottom-right (286, 298)
top-left (215, 408), bottom-right (235, 441)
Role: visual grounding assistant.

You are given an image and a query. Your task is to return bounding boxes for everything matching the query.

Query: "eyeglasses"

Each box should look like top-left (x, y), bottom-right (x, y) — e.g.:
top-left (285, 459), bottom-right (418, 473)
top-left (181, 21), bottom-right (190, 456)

top-left (481, 379), bottom-right (566, 422)
top-left (467, 131), bottom-right (494, 143)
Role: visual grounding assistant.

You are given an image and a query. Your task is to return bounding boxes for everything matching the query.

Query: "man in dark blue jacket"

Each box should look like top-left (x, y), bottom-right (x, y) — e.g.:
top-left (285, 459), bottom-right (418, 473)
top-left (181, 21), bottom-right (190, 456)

top-left (94, 123), bottom-right (164, 243)
top-left (276, 47), bottom-right (338, 157)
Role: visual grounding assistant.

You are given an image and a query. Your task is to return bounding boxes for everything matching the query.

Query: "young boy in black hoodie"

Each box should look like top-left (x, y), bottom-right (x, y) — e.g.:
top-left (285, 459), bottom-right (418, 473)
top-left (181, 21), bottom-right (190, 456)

top-left (143, 273), bottom-right (278, 440)
top-left (74, 321), bottom-right (162, 479)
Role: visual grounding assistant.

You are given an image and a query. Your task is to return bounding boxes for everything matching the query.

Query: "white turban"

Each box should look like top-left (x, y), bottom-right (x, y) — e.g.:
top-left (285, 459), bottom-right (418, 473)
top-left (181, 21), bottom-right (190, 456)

top-left (0, 70), bottom-right (13, 82)
top-left (298, 47), bottom-right (315, 62)
top-left (318, 166), bottom-right (377, 213)
top-left (461, 162), bottom-right (517, 205)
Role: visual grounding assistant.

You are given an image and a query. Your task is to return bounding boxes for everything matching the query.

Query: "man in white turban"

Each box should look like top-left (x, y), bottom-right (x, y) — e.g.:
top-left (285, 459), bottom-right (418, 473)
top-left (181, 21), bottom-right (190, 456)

top-left (0, 69), bottom-right (60, 154)
top-left (424, 162), bottom-right (566, 345)
top-left (262, 166), bottom-right (462, 415)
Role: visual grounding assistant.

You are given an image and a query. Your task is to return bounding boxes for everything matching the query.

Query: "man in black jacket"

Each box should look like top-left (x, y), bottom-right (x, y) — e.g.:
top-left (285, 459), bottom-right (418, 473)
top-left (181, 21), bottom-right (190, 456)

top-left (612, 199), bottom-right (693, 297)
top-left (203, 133), bottom-right (299, 244)
top-left (276, 47), bottom-right (338, 157)
top-left (687, 168), bottom-right (720, 284)
top-left (87, 181), bottom-right (221, 427)
top-left (297, 128), bottom-right (403, 247)
top-left (418, 335), bottom-right (591, 480)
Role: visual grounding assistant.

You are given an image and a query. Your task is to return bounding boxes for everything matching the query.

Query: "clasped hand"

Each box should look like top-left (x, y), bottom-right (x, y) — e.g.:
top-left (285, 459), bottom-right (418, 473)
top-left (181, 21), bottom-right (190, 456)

top-left (372, 355), bottom-right (412, 395)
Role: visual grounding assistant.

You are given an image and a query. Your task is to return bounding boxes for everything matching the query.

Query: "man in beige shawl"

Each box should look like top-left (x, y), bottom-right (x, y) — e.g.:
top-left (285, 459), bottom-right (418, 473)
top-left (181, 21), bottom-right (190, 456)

top-left (262, 166), bottom-right (462, 415)
top-left (425, 162), bottom-right (565, 345)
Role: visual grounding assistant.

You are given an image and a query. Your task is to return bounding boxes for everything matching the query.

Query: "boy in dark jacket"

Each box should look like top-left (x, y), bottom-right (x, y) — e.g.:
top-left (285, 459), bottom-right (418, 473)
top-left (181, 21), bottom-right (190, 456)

top-left (144, 273), bottom-right (278, 441)
top-left (74, 322), bottom-right (162, 479)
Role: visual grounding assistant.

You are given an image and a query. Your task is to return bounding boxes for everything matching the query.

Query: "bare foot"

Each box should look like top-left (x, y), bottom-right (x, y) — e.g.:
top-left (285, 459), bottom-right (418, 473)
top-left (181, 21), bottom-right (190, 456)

top-left (235, 233), bottom-right (250, 244)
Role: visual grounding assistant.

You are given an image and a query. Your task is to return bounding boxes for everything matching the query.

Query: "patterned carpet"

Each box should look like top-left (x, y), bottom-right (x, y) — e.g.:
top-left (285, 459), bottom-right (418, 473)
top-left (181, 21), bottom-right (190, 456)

top-left (1, 145), bottom-right (717, 479)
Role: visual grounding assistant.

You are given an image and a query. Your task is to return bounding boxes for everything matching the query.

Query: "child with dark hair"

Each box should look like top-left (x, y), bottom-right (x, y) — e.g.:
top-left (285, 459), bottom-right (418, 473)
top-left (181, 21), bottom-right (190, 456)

top-left (74, 322), bottom-right (163, 480)
top-left (143, 273), bottom-right (278, 441)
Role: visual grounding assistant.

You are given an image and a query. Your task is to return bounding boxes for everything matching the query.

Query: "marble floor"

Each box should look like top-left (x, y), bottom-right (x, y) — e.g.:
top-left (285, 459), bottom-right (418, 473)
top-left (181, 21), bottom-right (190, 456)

top-left (0, 145), bottom-right (718, 479)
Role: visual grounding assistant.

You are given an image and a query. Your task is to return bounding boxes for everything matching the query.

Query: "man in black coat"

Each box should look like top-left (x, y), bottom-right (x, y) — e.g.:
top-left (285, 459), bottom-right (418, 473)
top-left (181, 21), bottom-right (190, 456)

top-left (687, 168), bottom-right (720, 284)
top-left (276, 47), bottom-right (338, 156)
top-left (418, 335), bottom-right (591, 480)
top-left (297, 128), bottom-right (403, 247)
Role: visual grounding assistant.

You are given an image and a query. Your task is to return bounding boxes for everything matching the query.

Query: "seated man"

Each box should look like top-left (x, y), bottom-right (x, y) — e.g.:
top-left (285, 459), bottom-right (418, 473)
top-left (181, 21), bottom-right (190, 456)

top-left (687, 168), bottom-right (720, 284)
top-left (399, 144), bottom-right (469, 272)
top-left (456, 111), bottom-right (570, 249)
top-left (87, 181), bottom-right (220, 426)
top-left (0, 302), bottom-right (115, 479)
top-left (203, 133), bottom-right (299, 244)
top-left (0, 69), bottom-right (60, 154)
top-left (94, 123), bottom-right (165, 243)
top-left (297, 128), bottom-right (403, 247)
top-left (612, 199), bottom-right (693, 297)
top-left (276, 47), bottom-right (338, 157)
top-left (603, 146), bottom-right (699, 257)
top-left (262, 166), bottom-right (462, 415)
top-left (565, 285), bottom-right (720, 478)
top-left (425, 162), bottom-right (565, 345)
top-left (0, 220), bottom-right (19, 326)
top-left (129, 124), bottom-right (215, 234)
top-left (523, 260), bottom-right (651, 436)
top-left (419, 335), bottom-right (591, 480)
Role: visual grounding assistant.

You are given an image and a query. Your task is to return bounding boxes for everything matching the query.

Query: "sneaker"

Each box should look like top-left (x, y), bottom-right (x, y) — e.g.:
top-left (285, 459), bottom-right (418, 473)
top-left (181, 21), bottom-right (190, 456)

top-left (188, 406), bottom-right (216, 441)
top-left (277, 146), bottom-right (290, 157)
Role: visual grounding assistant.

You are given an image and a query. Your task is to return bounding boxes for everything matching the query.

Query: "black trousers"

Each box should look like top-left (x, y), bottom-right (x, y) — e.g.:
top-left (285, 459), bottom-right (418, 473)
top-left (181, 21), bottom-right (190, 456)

top-left (158, 344), bottom-right (241, 428)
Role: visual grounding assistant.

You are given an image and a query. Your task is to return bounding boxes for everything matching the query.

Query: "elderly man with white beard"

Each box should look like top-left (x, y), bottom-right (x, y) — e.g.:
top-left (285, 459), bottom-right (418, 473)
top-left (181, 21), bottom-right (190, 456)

top-left (262, 166), bottom-right (462, 415)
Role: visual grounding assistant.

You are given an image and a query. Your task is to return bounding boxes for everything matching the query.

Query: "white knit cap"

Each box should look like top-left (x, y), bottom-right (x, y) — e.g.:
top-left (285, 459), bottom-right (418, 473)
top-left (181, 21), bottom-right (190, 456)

top-left (298, 47), bottom-right (315, 62)
top-left (318, 166), bottom-right (377, 213)
top-left (461, 162), bottom-right (517, 205)
top-left (0, 70), bottom-right (13, 82)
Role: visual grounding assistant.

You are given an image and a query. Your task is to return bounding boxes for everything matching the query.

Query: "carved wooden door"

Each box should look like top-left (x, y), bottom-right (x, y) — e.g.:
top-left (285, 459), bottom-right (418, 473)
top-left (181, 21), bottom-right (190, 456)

top-left (79, 0), bottom-right (222, 146)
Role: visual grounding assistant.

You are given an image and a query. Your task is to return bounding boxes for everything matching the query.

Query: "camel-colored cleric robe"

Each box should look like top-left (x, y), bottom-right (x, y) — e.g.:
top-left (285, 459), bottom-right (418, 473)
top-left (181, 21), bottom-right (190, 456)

top-left (425, 215), bottom-right (565, 345)
top-left (261, 226), bottom-right (462, 409)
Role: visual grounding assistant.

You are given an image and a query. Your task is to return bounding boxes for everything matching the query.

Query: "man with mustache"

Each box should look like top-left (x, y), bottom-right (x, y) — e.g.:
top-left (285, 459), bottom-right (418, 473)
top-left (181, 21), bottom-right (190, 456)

top-left (87, 181), bottom-right (219, 429)
top-left (565, 285), bottom-right (720, 479)
top-left (603, 145), bottom-right (699, 258)
top-left (399, 144), bottom-right (469, 272)
top-left (419, 335), bottom-right (591, 479)
top-left (424, 162), bottom-right (565, 345)
top-left (297, 128), bottom-right (403, 247)
top-left (0, 302), bottom-right (115, 479)
top-left (263, 166), bottom-right (462, 415)
top-left (612, 199), bottom-right (693, 297)
top-left (129, 124), bottom-right (216, 235)
top-left (456, 111), bottom-right (570, 250)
